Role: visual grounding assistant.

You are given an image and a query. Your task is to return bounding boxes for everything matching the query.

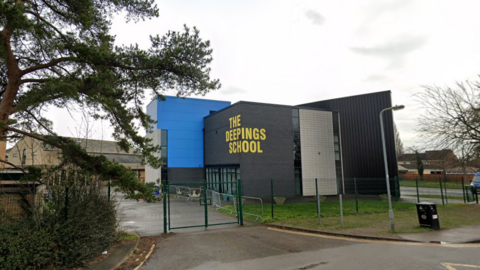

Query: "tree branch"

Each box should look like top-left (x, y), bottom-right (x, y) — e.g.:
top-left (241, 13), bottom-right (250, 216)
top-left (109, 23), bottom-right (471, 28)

top-left (21, 57), bottom-right (78, 76)
top-left (25, 109), bottom-right (57, 135)
top-left (5, 126), bottom-right (63, 149)
top-left (20, 78), bottom-right (47, 84)
top-left (0, 159), bottom-right (27, 173)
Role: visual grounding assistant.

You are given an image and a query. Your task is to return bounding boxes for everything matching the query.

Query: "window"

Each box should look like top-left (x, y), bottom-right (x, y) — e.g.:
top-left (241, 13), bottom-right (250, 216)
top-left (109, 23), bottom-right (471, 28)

top-left (334, 135), bottom-right (341, 161)
top-left (160, 130), bottom-right (168, 167)
top-left (292, 108), bottom-right (302, 196)
top-left (161, 130), bottom-right (168, 147)
top-left (22, 149), bottom-right (26, 165)
top-left (292, 108), bottom-right (299, 118)
top-left (13, 153), bottom-right (18, 157)
top-left (205, 165), bottom-right (240, 193)
top-left (32, 152), bottom-right (38, 156)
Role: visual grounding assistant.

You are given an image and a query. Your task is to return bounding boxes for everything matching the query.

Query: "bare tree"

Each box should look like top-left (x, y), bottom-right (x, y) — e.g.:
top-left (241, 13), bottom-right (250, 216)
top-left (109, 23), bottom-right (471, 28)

top-left (394, 123), bottom-right (404, 157)
top-left (416, 81), bottom-right (480, 155)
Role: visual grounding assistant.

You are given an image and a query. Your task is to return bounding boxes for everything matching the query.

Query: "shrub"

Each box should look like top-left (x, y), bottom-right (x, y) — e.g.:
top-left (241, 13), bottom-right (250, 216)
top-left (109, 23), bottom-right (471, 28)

top-left (0, 185), bottom-right (117, 269)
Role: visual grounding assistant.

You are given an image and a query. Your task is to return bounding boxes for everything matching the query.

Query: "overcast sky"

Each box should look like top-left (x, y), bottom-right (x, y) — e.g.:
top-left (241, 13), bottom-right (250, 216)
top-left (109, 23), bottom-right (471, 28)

top-left (47, 0), bottom-right (480, 151)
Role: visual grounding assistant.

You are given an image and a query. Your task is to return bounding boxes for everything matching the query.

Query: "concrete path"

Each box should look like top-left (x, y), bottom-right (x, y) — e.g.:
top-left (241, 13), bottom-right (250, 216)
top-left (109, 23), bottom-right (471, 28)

top-left (398, 224), bottom-right (480, 243)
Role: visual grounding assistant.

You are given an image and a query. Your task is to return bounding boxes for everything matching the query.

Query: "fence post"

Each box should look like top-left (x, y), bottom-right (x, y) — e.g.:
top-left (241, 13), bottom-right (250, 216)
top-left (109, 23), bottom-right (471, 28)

top-left (163, 180), bottom-right (167, 234)
top-left (271, 179), bottom-right (274, 219)
top-left (439, 177), bottom-right (445, 205)
top-left (167, 180), bottom-right (171, 231)
top-left (203, 179), bottom-right (208, 228)
top-left (415, 178), bottom-right (420, 203)
top-left (338, 179), bottom-right (343, 228)
top-left (462, 177), bottom-right (466, 203)
top-left (315, 178), bottom-right (321, 225)
top-left (443, 176), bottom-right (448, 205)
top-left (64, 186), bottom-right (69, 222)
top-left (394, 176), bottom-right (399, 201)
top-left (237, 178), bottom-right (244, 226)
top-left (354, 178), bottom-right (358, 213)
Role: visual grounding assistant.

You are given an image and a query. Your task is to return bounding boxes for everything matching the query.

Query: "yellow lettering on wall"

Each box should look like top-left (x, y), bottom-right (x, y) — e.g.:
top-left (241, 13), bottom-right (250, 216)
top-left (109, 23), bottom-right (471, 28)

top-left (260, 129), bottom-right (266, 140)
top-left (226, 115), bottom-right (265, 154)
top-left (250, 141), bottom-right (257, 153)
top-left (242, 141), bottom-right (249, 153)
top-left (229, 117), bottom-right (234, 129)
top-left (229, 114), bottom-right (242, 128)
top-left (245, 128), bottom-right (252, 140)
top-left (253, 128), bottom-right (259, 140)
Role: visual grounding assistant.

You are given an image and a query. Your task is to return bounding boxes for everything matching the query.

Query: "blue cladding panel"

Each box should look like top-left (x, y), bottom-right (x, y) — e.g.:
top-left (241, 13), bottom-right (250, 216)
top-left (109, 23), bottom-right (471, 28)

top-left (156, 96), bottom-right (230, 168)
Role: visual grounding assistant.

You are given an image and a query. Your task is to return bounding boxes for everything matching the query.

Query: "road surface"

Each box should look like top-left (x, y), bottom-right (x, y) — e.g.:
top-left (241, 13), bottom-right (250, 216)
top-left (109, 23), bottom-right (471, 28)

top-left (141, 225), bottom-right (480, 270)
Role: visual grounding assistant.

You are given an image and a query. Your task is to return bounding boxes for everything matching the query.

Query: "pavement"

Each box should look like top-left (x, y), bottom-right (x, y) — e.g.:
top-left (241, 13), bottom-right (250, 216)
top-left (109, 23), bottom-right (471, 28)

top-left (88, 193), bottom-right (480, 269)
top-left (398, 224), bottom-right (480, 244)
top-left (268, 223), bottom-right (480, 244)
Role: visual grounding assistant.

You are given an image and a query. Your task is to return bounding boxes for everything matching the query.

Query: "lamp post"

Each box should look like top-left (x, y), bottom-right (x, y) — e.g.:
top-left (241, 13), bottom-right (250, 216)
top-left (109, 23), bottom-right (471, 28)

top-left (380, 105), bottom-right (405, 232)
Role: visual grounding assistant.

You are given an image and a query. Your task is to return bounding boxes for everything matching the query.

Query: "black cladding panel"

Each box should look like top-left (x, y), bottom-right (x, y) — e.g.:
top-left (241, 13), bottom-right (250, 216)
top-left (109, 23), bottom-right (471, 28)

top-left (299, 91), bottom-right (399, 179)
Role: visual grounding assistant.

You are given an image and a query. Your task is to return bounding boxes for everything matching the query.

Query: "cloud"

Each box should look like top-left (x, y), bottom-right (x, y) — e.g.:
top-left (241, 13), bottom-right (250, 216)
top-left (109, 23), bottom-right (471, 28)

top-left (351, 35), bottom-right (427, 69)
top-left (351, 35), bottom-right (426, 57)
top-left (357, 0), bottom-right (414, 33)
top-left (363, 74), bottom-right (391, 83)
top-left (363, 0), bottom-right (414, 17)
top-left (305, 10), bottom-right (325, 26)
top-left (220, 86), bottom-right (247, 95)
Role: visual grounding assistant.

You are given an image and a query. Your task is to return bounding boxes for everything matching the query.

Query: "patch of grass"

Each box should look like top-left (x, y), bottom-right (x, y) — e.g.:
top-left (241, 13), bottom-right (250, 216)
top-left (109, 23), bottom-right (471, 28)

top-left (227, 200), bottom-right (480, 237)
top-left (236, 200), bottom-right (413, 223)
top-left (116, 231), bottom-right (138, 242)
top-left (400, 181), bottom-right (464, 189)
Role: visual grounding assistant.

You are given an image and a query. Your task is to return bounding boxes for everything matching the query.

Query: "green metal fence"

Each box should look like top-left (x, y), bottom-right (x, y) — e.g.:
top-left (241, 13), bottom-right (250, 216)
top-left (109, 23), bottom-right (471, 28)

top-left (164, 179), bottom-right (243, 231)
top-left (150, 176), bottom-right (480, 233)
top-left (399, 177), bottom-right (479, 205)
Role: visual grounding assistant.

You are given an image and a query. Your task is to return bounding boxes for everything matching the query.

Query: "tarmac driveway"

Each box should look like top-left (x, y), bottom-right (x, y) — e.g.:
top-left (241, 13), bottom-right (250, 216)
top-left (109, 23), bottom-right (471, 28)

top-left (141, 225), bottom-right (480, 270)
top-left (115, 193), bottom-right (239, 236)
top-left (141, 225), bottom-right (358, 270)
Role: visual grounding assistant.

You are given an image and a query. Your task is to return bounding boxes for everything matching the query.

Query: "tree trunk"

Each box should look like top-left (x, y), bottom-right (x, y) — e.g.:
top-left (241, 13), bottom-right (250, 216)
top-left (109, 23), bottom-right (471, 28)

top-left (0, 27), bottom-right (22, 168)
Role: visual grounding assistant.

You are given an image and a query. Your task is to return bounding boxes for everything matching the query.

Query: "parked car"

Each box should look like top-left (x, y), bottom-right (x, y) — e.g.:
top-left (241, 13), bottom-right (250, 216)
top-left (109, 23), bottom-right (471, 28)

top-left (470, 172), bottom-right (480, 194)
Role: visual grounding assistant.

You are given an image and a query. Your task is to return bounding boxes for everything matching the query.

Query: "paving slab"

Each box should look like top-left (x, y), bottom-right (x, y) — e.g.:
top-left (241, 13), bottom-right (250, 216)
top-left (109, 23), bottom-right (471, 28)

top-left (398, 224), bottom-right (480, 243)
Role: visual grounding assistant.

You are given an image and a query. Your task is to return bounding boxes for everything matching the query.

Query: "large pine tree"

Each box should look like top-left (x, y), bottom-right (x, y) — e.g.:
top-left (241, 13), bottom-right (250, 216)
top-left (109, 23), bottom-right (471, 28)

top-left (0, 0), bottom-right (220, 199)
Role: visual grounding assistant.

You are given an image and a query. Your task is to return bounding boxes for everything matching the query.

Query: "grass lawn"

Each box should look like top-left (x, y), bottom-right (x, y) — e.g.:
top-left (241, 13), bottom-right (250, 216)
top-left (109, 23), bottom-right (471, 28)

top-left (228, 201), bottom-right (480, 238)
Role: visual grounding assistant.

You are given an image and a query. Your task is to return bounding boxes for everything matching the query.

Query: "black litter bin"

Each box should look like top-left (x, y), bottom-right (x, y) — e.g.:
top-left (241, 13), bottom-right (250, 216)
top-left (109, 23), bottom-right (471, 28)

top-left (416, 202), bottom-right (440, 230)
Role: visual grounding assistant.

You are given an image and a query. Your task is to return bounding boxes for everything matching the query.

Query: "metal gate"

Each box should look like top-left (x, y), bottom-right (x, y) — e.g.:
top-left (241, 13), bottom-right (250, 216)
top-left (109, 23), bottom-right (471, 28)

top-left (162, 179), bottom-right (244, 232)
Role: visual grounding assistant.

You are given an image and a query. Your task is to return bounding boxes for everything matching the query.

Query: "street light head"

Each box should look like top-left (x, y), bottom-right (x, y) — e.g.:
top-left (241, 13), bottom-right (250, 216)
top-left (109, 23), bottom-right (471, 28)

top-left (392, 105), bottom-right (405, 111)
